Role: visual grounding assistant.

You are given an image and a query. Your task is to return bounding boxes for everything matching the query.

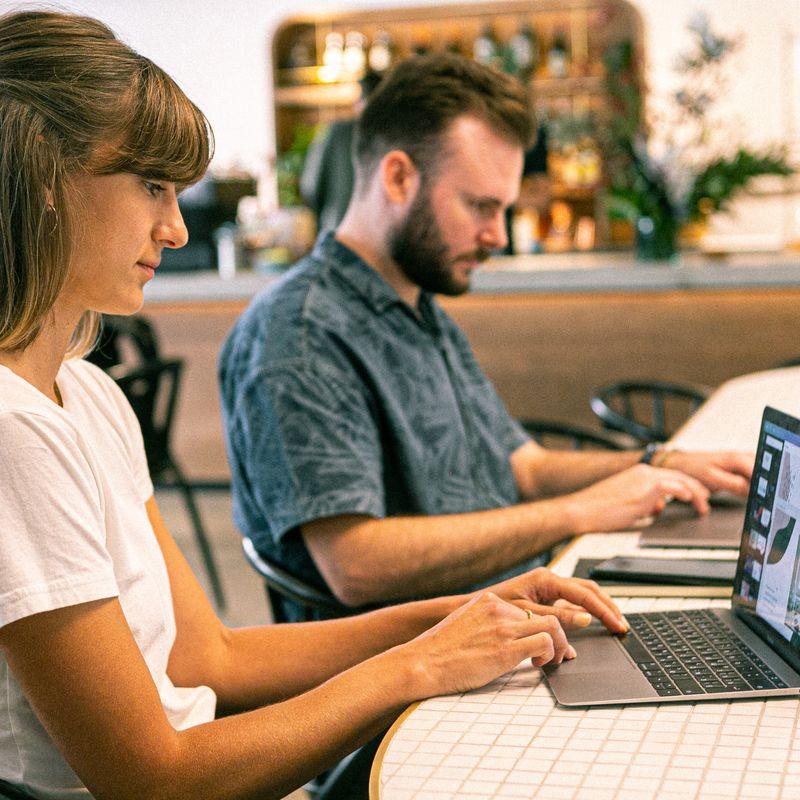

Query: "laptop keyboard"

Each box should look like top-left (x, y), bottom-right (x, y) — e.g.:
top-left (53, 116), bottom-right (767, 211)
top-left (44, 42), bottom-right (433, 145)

top-left (621, 609), bottom-right (789, 697)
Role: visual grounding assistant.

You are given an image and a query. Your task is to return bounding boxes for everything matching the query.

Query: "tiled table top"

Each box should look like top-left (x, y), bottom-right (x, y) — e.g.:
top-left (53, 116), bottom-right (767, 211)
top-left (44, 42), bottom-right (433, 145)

top-left (372, 371), bottom-right (800, 799)
top-left (376, 596), bottom-right (800, 800)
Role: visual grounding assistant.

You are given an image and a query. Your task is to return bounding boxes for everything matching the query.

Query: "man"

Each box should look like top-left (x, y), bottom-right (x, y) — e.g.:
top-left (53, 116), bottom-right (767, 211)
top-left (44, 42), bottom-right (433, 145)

top-left (219, 54), bottom-right (751, 621)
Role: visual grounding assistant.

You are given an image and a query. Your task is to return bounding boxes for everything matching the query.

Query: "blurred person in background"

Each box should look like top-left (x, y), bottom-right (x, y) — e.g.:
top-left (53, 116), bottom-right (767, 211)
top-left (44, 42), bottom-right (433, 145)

top-left (300, 71), bottom-right (384, 234)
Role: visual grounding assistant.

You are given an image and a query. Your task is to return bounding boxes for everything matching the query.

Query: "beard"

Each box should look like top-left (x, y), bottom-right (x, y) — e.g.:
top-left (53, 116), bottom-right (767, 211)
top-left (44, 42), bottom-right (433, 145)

top-left (389, 186), bottom-right (491, 297)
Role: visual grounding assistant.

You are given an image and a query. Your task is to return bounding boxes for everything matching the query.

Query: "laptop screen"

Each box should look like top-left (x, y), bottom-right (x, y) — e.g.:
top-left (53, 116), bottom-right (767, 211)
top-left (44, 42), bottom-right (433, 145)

top-left (733, 406), bottom-right (800, 656)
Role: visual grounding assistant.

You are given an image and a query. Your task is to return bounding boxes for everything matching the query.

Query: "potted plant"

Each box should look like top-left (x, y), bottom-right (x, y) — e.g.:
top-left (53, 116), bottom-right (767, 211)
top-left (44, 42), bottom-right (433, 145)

top-left (604, 14), bottom-right (794, 261)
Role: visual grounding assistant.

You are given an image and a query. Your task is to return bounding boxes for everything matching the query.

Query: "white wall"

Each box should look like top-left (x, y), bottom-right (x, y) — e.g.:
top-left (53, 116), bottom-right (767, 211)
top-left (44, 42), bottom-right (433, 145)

top-left (4, 0), bottom-right (800, 237)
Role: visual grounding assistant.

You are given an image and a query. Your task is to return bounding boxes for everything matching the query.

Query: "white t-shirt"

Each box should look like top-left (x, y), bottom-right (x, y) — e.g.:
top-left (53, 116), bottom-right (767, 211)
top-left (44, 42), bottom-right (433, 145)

top-left (0, 359), bottom-right (216, 799)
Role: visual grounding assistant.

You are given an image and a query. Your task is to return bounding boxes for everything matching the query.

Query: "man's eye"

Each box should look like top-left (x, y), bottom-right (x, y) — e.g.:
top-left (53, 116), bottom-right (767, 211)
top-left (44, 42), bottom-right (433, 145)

top-left (471, 200), bottom-right (496, 217)
top-left (144, 181), bottom-right (165, 197)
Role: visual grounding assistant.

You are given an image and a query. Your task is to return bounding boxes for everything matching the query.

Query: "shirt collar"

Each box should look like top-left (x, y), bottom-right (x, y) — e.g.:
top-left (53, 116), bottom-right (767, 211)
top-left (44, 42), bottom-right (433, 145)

top-left (314, 231), bottom-right (433, 320)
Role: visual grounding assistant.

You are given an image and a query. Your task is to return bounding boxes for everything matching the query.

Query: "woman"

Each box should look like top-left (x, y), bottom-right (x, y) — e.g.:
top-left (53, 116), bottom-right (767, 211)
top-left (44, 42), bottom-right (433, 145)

top-left (0, 11), bottom-right (627, 800)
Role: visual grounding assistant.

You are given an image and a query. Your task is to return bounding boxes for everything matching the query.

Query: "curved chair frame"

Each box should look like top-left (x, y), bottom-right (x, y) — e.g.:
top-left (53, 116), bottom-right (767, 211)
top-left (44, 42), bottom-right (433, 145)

top-left (590, 379), bottom-right (711, 444)
top-left (241, 537), bottom-right (350, 623)
top-left (519, 418), bottom-right (635, 450)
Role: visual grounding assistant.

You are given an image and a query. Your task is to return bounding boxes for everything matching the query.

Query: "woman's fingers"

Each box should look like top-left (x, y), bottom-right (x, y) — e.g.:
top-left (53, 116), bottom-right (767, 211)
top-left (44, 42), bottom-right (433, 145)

top-left (513, 610), bottom-right (573, 665)
top-left (531, 572), bottom-right (628, 633)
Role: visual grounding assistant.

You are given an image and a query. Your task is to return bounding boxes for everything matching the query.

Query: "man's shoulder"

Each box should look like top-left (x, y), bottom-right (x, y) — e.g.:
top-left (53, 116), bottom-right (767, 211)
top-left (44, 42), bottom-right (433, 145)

top-left (220, 249), bottom-right (367, 378)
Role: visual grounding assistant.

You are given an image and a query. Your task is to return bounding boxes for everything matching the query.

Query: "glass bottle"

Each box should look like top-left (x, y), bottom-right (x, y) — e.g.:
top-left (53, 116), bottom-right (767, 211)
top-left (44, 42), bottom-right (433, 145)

top-left (505, 23), bottom-right (538, 80)
top-left (473, 25), bottom-right (501, 70)
top-left (547, 30), bottom-right (570, 78)
top-left (368, 31), bottom-right (393, 73)
top-left (343, 31), bottom-right (367, 77)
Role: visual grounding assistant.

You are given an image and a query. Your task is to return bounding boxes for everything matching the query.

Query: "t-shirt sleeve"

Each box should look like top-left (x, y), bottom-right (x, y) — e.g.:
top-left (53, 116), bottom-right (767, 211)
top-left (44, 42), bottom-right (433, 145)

top-left (0, 412), bottom-right (119, 629)
top-left (230, 362), bottom-right (385, 542)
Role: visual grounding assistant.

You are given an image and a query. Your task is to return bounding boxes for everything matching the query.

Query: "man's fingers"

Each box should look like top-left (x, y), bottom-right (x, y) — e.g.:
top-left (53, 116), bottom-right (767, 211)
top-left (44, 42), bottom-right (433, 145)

top-left (707, 466), bottom-right (750, 496)
top-left (654, 471), bottom-right (710, 515)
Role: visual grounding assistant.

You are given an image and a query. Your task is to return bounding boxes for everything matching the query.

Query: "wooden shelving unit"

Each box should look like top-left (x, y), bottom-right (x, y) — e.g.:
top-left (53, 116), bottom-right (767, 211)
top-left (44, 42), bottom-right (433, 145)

top-left (270, 0), bottom-right (644, 248)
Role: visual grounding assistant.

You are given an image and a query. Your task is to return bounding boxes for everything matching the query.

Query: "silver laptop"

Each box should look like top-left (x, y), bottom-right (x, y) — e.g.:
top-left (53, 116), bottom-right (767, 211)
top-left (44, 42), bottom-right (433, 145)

top-left (638, 500), bottom-right (745, 549)
top-left (544, 406), bottom-right (800, 706)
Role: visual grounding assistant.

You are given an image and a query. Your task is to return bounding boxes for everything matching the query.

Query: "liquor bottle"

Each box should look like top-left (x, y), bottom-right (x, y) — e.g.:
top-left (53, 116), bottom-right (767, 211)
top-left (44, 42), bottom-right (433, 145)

top-left (547, 30), bottom-right (570, 78)
top-left (322, 32), bottom-right (344, 71)
top-left (505, 23), bottom-right (538, 81)
top-left (473, 26), bottom-right (501, 70)
top-left (368, 31), bottom-right (393, 73)
top-left (343, 31), bottom-right (367, 77)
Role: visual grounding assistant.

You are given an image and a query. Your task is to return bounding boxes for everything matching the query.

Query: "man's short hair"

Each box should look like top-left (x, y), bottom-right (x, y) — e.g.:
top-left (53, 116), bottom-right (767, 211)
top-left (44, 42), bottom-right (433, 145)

top-left (353, 53), bottom-right (533, 185)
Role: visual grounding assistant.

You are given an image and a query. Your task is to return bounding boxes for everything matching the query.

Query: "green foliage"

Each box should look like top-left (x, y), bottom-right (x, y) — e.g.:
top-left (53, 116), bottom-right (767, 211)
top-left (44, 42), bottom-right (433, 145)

top-left (603, 14), bottom-right (794, 230)
top-left (687, 149), bottom-right (794, 220)
top-left (277, 123), bottom-right (320, 207)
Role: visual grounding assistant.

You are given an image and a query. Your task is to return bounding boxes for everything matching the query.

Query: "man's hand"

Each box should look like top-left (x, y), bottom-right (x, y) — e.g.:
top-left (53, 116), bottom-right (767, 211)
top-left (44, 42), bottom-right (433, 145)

top-left (659, 451), bottom-right (753, 497)
top-left (561, 463), bottom-right (711, 535)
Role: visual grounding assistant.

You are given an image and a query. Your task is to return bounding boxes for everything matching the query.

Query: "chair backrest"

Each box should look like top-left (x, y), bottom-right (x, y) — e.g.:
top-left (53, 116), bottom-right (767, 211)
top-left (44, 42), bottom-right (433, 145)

top-left (0, 779), bottom-right (37, 800)
top-left (774, 356), bottom-right (800, 369)
top-left (590, 379), bottom-right (710, 443)
top-left (109, 359), bottom-right (183, 479)
top-left (519, 418), bottom-right (633, 450)
top-left (87, 315), bottom-right (161, 371)
top-left (241, 537), bottom-right (351, 623)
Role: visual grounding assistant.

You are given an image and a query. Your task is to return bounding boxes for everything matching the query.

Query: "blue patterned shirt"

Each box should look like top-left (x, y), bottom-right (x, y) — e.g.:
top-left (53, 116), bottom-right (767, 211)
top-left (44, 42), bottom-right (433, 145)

top-left (219, 233), bottom-right (531, 611)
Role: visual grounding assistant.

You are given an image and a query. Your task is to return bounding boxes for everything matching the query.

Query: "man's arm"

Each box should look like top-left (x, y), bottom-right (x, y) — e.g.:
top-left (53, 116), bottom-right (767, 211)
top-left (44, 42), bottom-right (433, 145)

top-left (511, 440), bottom-right (753, 499)
top-left (510, 440), bottom-right (641, 498)
top-left (302, 463), bottom-right (710, 606)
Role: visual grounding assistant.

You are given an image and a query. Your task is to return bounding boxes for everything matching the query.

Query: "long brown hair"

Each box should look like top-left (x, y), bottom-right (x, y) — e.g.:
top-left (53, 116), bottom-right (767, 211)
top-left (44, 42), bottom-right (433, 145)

top-left (0, 11), bottom-right (213, 356)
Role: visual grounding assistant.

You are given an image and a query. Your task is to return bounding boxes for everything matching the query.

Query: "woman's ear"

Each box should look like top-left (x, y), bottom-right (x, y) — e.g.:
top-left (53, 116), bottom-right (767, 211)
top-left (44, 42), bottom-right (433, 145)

top-left (378, 150), bottom-right (420, 207)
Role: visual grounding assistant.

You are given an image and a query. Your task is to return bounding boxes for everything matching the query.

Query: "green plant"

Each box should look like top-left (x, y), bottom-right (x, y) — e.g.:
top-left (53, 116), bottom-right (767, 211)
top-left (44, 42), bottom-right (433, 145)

top-left (603, 14), bottom-right (793, 251)
top-left (276, 123), bottom-right (318, 207)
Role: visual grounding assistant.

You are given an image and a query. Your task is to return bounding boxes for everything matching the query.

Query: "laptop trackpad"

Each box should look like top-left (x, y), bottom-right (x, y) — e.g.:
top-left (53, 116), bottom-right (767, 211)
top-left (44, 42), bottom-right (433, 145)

top-left (544, 626), bottom-right (655, 705)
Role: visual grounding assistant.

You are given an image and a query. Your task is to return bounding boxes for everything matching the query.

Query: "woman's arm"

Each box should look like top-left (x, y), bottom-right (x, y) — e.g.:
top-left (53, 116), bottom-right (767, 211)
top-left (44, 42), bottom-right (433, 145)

top-left (0, 496), bottom-right (624, 800)
top-left (147, 498), bottom-right (460, 711)
top-left (0, 573), bottom-right (573, 799)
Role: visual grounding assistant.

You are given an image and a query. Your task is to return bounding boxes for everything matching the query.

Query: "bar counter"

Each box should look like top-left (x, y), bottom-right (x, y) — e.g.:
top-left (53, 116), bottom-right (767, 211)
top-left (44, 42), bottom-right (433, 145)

top-left (143, 251), bottom-right (800, 304)
top-left (141, 251), bottom-right (800, 483)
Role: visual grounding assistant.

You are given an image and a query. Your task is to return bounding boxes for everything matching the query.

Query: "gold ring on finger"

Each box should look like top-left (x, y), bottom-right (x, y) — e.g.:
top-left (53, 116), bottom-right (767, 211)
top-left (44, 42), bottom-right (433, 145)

top-left (525, 609), bottom-right (533, 620)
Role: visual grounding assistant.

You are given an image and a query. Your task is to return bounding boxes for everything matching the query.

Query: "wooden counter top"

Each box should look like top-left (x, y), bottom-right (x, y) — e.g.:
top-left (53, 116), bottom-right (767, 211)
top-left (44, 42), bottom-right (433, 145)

top-left (143, 251), bottom-right (800, 306)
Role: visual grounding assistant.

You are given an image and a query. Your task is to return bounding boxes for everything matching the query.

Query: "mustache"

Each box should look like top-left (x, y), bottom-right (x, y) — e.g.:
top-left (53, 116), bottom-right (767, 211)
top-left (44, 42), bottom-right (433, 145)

top-left (453, 248), bottom-right (492, 264)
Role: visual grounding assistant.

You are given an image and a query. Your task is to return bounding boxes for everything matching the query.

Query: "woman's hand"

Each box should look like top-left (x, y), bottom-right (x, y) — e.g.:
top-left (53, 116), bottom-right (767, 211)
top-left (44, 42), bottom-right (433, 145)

top-left (394, 591), bottom-right (575, 699)
top-left (486, 567), bottom-right (629, 634)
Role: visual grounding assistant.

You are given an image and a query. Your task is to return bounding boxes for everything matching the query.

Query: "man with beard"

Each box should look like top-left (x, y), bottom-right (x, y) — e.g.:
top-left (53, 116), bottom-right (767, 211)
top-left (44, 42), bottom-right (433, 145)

top-left (219, 54), bottom-right (752, 622)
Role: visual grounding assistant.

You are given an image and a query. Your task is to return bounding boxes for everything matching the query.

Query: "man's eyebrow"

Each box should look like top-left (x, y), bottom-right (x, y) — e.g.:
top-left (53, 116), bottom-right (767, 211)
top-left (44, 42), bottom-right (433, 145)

top-left (463, 192), bottom-right (503, 207)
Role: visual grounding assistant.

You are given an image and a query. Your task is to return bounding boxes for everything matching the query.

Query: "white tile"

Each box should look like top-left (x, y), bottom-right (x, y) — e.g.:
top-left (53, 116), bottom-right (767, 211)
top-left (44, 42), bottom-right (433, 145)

top-left (666, 766), bottom-right (704, 781)
top-left (457, 779), bottom-right (501, 794)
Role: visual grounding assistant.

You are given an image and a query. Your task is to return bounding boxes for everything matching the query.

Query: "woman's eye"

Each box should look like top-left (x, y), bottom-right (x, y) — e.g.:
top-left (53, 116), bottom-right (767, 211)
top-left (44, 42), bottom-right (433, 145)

top-left (143, 181), bottom-right (165, 197)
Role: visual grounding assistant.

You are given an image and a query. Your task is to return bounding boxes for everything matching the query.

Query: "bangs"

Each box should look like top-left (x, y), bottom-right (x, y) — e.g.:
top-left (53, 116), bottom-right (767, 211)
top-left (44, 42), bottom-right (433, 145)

top-left (96, 58), bottom-right (213, 187)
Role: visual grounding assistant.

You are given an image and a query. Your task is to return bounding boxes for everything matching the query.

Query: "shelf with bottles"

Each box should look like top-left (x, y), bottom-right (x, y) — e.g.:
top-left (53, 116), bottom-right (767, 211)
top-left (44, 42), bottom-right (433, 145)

top-left (271, 1), bottom-right (642, 101)
top-left (270, 0), bottom-right (644, 250)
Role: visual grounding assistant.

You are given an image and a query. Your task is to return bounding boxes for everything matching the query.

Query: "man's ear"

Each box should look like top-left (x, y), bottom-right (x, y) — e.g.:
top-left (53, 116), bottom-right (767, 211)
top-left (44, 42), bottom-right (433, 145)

top-left (379, 150), bottom-right (419, 206)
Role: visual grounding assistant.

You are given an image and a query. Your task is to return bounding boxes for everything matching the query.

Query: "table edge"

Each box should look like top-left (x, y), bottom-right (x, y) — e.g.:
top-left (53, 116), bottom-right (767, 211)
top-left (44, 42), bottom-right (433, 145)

top-left (369, 701), bottom-right (422, 800)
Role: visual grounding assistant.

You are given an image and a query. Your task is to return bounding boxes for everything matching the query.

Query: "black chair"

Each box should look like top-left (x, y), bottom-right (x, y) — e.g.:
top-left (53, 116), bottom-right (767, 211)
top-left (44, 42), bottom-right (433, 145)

top-left (0, 780), bottom-right (36, 800)
top-left (91, 318), bottom-right (226, 611)
top-left (590, 379), bottom-right (711, 444)
top-left (241, 537), bottom-right (351, 623)
top-left (519, 418), bottom-right (635, 450)
top-left (773, 356), bottom-right (800, 369)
